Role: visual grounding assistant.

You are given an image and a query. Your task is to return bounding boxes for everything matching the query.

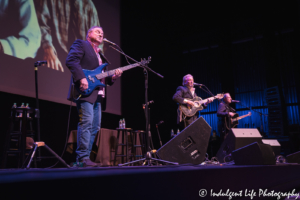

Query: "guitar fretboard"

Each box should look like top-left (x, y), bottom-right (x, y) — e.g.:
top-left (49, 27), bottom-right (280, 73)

top-left (95, 62), bottom-right (141, 80)
top-left (232, 113), bottom-right (251, 122)
top-left (198, 96), bottom-right (216, 104)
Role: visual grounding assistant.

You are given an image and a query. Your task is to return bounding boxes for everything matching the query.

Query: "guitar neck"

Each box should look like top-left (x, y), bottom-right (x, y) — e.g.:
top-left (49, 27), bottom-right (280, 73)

top-left (198, 96), bottom-right (216, 104)
top-left (232, 114), bottom-right (250, 122)
top-left (95, 62), bottom-right (141, 79)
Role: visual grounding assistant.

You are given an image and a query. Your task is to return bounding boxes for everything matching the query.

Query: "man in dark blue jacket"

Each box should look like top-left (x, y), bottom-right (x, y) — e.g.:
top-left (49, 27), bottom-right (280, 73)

top-left (173, 74), bottom-right (211, 129)
top-left (66, 26), bottom-right (122, 167)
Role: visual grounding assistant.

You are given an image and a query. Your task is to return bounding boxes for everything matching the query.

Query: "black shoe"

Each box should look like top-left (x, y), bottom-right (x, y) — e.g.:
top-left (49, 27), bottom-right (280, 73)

top-left (82, 159), bottom-right (98, 167)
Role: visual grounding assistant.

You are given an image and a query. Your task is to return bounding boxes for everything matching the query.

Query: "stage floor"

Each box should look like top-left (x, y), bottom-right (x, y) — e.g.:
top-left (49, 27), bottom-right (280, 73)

top-left (1, 163), bottom-right (300, 200)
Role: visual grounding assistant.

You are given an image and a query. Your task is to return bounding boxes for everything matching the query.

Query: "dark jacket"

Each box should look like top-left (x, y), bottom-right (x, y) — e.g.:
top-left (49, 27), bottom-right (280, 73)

top-left (217, 101), bottom-right (231, 117)
top-left (66, 39), bottom-right (113, 110)
top-left (217, 101), bottom-right (236, 137)
top-left (173, 86), bottom-right (199, 124)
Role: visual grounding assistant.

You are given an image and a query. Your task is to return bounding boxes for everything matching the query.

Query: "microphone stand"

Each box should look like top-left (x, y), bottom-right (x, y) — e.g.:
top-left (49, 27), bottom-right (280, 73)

top-left (33, 61), bottom-right (43, 166)
top-left (109, 45), bottom-right (178, 166)
top-left (236, 101), bottom-right (268, 136)
top-left (142, 101), bottom-right (156, 157)
top-left (195, 84), bottom-right (222, 104)
top-left (156, 123), bottom-right (163, 147)
top-left (194, 84), bottom-right (233, 134)
top-left (196, 85), bottom-right (236, 113)
top-left (27, 61), bottom-right (70, 169)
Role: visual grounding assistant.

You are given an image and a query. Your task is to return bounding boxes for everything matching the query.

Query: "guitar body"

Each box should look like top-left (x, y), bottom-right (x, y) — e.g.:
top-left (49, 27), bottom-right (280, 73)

top-left (179, 94), bottom-right (224, 117)
top-left (224, 112), bottom-right (251, 130)
top-left (231, 113), bottom-right (239, 128)
top-left (224, 113), bottom-right (239, 130)
top-left (179, 96), bottom-right (204, 117)
top-left (75, 63), bottom-right (108, 96)
top-left (74, 57), bottom-right (151, 97)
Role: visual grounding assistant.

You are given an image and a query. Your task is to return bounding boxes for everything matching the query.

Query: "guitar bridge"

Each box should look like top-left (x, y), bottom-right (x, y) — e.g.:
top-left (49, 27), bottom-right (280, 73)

top-left (88, 75), bottom-right (95, 83)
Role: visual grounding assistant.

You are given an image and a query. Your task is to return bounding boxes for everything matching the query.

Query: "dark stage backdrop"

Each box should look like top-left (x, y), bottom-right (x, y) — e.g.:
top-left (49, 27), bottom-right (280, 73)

top-left (191, 20), bottom-right (300, 138)
top-left (0, 0), bottom-right (121, 115)
top-left (119, 1), bottom-right (300, 152)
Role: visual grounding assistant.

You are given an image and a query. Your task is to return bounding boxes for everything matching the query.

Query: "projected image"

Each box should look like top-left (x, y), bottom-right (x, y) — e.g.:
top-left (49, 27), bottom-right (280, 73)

top-left (0, 0), bottom-right (41, 59)
top-left (34, 0), bottom-right (102, 72)
top-left (0, 0), bottom-right (121, 115)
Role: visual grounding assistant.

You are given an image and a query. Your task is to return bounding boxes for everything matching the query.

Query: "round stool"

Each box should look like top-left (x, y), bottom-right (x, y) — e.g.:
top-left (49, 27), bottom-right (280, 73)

top-left (132, 130), bottom-right (146, 160)
top-left (113, 128), bottom-right (133, 166)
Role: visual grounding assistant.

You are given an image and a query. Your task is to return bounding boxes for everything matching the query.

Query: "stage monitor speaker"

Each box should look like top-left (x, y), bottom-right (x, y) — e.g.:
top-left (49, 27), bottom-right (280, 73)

top-left (286, 151), bottom-right (300, 164)
top-left (216, 128), bottom-right (262, 163)
top-left (262, 139), bottom-right (281, 156)
top-left (156, 117), bottom-right (211, 164)
top-left (231, 142), bottom-right (276, 165)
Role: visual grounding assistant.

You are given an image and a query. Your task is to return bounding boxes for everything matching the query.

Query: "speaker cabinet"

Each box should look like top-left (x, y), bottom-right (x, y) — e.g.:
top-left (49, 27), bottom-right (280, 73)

top-left (216, 128), bottom-right (262, 163)
top-left (232, 142), bottom-right (276, 165)
top-left (286, 151), bottom-right (300, 164)
top-left (262, 139), bottom-right (281, 156)
top-left (156, 117), bottom-right (211, 164)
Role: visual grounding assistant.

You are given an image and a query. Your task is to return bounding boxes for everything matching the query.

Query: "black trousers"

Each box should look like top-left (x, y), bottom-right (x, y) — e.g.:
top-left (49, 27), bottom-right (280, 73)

top-left (179, 115), bottom-right (197, 130)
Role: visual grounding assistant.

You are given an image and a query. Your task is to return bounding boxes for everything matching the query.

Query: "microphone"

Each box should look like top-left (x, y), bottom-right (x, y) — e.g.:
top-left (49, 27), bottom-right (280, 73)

top-left (156, 121), bottom-right (164, 126)
top-left (34, 60), bottom-right (47, 66)
top-left (231, 100), bottom-right (240, 103)
top-left (193, 83), bottom-right (203, 86)
top-left (36, 60), bottom-right (47, 64)
top-left (103, 38), bottom-right (116, 46)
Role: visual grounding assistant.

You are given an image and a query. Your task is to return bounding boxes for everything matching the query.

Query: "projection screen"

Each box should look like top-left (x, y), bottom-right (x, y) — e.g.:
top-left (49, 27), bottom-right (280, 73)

top-left (0, 0), bottom-right (121, 115)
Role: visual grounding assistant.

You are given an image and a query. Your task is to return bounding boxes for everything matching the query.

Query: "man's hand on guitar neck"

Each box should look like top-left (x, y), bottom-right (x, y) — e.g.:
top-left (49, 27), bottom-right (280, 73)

top-left (80, 78), bottom-right (89, 91)
top-left (204, 98), bottom-right (213, 106)
top-left (112, 69), bottom-right (123, 80)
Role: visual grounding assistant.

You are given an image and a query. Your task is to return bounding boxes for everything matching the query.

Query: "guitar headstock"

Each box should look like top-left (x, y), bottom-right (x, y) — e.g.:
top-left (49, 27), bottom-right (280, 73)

top-left (140, 56), bottom-right (151, 66)
top-left (215, 93), bottom-right (224, 99)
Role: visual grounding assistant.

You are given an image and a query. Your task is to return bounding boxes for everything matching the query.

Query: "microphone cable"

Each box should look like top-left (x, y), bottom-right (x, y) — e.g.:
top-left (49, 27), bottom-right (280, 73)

top-left (45, 100), bottom-right (73, 169)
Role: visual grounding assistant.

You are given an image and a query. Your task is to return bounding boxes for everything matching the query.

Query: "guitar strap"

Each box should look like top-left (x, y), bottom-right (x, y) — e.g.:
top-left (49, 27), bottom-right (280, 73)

top-left (225, 104), bottom-right (235, 112)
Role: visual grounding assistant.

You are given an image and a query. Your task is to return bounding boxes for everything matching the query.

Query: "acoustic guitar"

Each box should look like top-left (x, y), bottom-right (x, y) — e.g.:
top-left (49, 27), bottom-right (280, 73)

top-left (179, 94), bottom-right (224, 117)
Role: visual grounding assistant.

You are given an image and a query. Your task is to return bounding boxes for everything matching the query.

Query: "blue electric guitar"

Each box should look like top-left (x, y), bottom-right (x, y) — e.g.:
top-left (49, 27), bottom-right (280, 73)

top-left (76, 57), bottom-right (151, 96)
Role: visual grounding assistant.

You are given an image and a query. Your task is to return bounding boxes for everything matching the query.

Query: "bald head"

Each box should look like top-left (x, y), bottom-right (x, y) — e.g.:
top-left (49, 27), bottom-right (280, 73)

top-left (223, 93), bottom-right (232, 104)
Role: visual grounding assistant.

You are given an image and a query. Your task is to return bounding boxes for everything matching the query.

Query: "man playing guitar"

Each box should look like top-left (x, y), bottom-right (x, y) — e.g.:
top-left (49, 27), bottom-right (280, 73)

top-left (173, 74), bottom-right (212, 129)
top-left (217, 93), bottom-right (236, 142)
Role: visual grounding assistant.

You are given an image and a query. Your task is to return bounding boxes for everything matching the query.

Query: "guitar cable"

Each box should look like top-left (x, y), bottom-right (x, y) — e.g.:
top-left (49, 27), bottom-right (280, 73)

top-left (45, 98), bottom-right (73, 168)
top-left (46, 84), bottom-right (77, 168)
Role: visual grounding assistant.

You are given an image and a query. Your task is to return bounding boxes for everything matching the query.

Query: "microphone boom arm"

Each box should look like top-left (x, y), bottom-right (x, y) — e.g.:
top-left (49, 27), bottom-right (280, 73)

top-left (108, 45), bottom-right (163, 78)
